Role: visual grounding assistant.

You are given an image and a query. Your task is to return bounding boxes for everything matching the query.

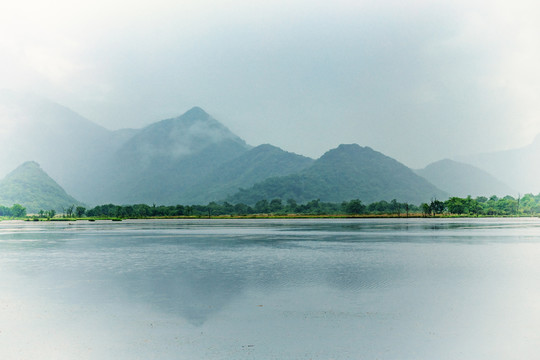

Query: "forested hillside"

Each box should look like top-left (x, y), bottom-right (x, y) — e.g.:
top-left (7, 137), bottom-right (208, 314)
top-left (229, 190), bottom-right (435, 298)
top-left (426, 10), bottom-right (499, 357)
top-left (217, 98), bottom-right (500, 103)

top-left (181, 144), bottom-right (314, 204)
top-left (228, 144), bottom-right (447, 205)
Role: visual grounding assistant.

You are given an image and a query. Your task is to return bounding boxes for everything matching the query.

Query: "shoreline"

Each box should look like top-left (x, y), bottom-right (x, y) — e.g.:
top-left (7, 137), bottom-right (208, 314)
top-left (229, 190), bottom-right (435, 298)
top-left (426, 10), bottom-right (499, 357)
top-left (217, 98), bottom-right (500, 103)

top-left (2, 214), bottom-right (539, 222)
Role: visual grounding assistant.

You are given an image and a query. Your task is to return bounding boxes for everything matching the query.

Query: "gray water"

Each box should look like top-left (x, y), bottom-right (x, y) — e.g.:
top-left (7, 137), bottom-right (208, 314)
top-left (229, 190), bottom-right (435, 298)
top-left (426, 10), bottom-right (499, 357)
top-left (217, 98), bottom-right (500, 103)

top-left (1, 218), bottom-right (539, 359)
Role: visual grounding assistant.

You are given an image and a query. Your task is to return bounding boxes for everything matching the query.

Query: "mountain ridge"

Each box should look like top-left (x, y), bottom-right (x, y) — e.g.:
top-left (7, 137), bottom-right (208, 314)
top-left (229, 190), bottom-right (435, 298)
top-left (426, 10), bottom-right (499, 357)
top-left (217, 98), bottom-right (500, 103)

top-left (1, 92), bottom-right (518, 206)
top-left (228, 144), bottom-right (448, 205)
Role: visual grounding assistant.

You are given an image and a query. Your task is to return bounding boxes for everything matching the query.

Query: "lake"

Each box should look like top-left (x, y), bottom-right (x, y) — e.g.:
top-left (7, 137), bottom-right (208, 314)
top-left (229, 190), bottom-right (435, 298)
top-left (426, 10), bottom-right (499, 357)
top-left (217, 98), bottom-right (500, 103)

top-left (1, 218), bottom-right (539, 359)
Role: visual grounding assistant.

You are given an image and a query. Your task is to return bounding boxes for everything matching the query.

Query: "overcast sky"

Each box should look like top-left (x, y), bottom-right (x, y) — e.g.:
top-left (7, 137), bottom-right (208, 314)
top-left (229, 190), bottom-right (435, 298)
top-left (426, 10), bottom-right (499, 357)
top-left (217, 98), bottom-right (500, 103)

top-left (1, 0), bottom-right (540, 167)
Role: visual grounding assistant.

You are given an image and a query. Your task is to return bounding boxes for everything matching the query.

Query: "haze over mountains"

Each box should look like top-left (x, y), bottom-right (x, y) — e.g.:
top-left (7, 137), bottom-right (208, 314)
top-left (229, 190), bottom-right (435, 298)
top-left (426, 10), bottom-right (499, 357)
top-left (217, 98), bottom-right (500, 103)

top-left (0, 91), bottom-right (133, 200)
top-left (0, 93), bottom-right (319, 206)
top-left (455, 137), bottom-right (540, 194)
top-left (0, 91), bottom-right (528, 210)
top-left (415, 159), bottom-right (516, 198)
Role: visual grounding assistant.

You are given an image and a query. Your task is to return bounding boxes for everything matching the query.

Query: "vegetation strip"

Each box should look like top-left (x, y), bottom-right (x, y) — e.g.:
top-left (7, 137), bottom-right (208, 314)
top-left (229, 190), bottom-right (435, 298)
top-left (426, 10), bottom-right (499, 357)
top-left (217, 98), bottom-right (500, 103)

top-left (0, 194), bottom-right (535, 220)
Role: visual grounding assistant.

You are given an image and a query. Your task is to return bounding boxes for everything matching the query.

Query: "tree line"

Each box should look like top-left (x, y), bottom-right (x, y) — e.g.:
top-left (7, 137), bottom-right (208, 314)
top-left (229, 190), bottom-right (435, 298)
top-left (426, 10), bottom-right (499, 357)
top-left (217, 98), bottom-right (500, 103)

top-left (80, 194), bottom-right (540, 218)
top-left (422, 195), bottom-right (529, 216)
top-left (81, 198), bottom-right (421, 218)
top-left (2, 194), bottom-right (539, 219)
top-left (0, 204), bottom-right (27, 218)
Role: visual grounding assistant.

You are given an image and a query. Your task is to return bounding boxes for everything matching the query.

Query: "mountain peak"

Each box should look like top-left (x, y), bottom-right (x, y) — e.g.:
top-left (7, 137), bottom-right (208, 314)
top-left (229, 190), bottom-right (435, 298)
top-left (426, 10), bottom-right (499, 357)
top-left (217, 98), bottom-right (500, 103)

top-left (17, 160), bottom-right (41, 169)
top-left (7, 160), bottom-right (47, 179)
top-left (126, 107), bottom-right (248, 159)
top-left (317, 144), bottom-right (379, 164)
top-left (423, 158), bottom-right (462, 170)
top-left (181, 106), bottom-right (210, 121)
top-left (251, 144), bottom-right (283, 153)
top-left (328, 144), bottom-right (375, 154)
top-left (337, 143), bottom-right (362, 150)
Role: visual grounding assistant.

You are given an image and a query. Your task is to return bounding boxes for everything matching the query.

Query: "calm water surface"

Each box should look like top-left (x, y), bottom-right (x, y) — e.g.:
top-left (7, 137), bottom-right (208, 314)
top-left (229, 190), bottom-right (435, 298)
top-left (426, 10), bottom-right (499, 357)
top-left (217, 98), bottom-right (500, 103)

top-left (1, 218), bottom-right (539, 359)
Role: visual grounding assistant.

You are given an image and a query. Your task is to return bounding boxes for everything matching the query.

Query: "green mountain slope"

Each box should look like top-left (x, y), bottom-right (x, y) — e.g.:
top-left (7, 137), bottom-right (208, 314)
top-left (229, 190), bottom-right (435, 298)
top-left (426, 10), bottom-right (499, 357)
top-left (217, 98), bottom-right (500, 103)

top-left (415, 159), bottom-right (515, 197)
top-left (228, 144), bottom-right (447, 205)
top-left (182, 144), bottom-right (314, 203)
top-left (0, 161), bottom-right (82, 213)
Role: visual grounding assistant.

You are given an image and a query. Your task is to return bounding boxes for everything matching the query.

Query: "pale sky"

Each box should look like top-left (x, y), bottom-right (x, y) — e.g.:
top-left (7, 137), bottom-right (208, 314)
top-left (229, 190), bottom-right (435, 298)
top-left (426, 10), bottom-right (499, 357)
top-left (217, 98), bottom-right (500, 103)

top-left (1, 0), bottom-right (540, 167)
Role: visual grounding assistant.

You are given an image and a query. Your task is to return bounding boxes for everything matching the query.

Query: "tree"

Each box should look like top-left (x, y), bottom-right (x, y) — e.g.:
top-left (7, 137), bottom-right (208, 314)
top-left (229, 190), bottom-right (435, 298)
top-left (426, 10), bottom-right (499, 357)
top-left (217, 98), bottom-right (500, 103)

top-left (446, 197), bottom-right (465, 214)
top-left (468, 200), bottom-right (481, 216)
top-left (391, 199), bottom-right (400, 216)
top-left (462, 196), bottom-right (481, 216)
top-left (0, 206), bottom-right (12, 217)
top-left (476, 196), bottom-right (488, 203)
top-left (497, 196), bottom-right (518, 215)
top-left (421, 203), bottom-right (430, 217)
top-left (430, 199), bottom-right (445, 215)
top-left (222, 202), bottom-right (234, 214)
top-left (269, 198), bottom-right (283, 213)
top-left (345, 199), bottom-right (365, 215)
top-left (207, 202), bottom-right (219, 217)
top-left (65, 205), bottom-right (74, 218)
top-left (75, 206), bottom-right (86, 218)
top-left (233, 203), bottom-right (251, 215)
top-left (255, 199), bottom-right (269, 213)
top-left (304, 199), bottom-right (322, 214)
top-left (11, 204), bottom-right (26, 218)
top-left (286, 198), bottom-right (298, 213)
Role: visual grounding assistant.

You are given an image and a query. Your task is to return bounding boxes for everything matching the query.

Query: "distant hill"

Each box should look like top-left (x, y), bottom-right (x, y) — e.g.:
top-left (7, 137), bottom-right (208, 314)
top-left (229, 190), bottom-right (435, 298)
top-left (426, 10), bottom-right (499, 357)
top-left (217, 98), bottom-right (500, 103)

top-left (181, 144), bottom-right (314, 204)
top-left (0, 161), bottom-right (82, 213)
top-left (455, 136), bottom-right (540, 194)
top-left (97, 107), bottom-right (252, 205)
top-left (228, 144), bottom-right (447, 205)
top-left (0, 91), bottom-right (137, 202)
top-left (415, 159), bottom-right (515, 198)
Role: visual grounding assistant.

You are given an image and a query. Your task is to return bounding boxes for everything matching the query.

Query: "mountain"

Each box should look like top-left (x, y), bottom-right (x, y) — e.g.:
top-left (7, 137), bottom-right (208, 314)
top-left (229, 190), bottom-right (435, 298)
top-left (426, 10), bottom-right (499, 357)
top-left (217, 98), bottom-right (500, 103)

top-left (0, 94), bottom-right (255, 205)
top-left (96, 107), bottom-right (252, 205)
top-left (0, 161), bottom-right (82, 213)
top-left (455, 135), bottom-right (540, 194)
top-left (228, 144), bottom-right (447, 205)
top-left (0, 93), bottom-right (453, 207)
top-left (0, 91), bottom-right (137, 202)
top-left (181, 144), bottom-right (314, 204)
top-left (415, 159), bottom-right (515, 198)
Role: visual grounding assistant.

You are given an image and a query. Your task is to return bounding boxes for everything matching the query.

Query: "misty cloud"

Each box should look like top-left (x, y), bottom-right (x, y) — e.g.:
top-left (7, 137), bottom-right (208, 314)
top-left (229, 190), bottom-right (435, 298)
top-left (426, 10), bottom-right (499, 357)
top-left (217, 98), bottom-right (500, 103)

top-left (1, 0), bottom-right (540, 167)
